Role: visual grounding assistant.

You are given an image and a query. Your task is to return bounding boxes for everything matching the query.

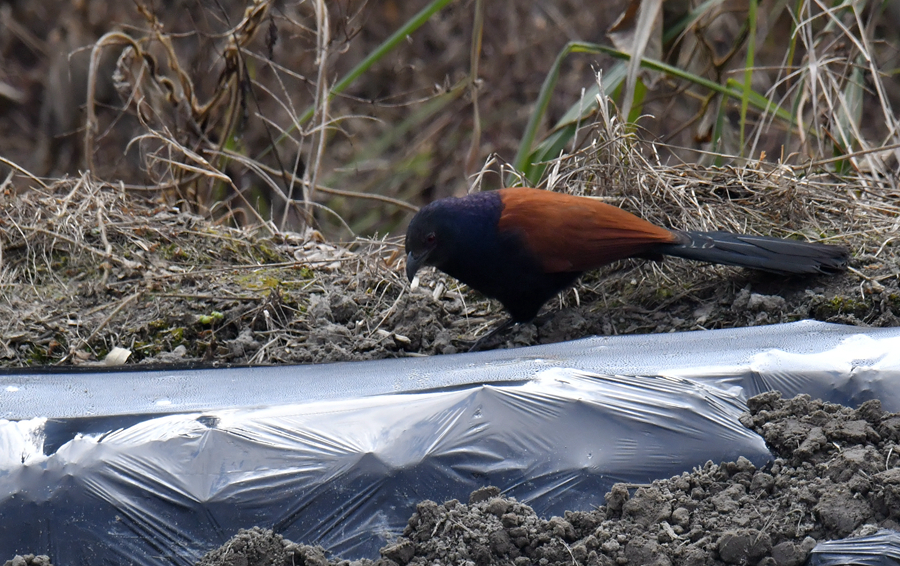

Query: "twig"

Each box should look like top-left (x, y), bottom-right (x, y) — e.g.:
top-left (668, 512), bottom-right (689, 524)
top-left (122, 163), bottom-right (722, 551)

top-left (150, 292), bottom-right (262, 301)
top-left (220, 153), bottom-right (418, 212)
top-left (297, 0), bottom-right (332, 226)
top-left (0, 156), bottom-right (48, 189)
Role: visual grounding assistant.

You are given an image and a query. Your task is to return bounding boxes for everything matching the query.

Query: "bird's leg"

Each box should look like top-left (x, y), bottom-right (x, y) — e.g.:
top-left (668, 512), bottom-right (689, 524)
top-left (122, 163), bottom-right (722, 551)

top-left (467, 317), bottom-right (516, 353)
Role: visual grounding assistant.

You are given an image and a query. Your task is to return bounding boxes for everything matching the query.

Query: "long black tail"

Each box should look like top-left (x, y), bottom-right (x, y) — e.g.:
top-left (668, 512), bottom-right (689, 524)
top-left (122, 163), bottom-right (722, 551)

top-left (656, 231), bottom-right (849, 275)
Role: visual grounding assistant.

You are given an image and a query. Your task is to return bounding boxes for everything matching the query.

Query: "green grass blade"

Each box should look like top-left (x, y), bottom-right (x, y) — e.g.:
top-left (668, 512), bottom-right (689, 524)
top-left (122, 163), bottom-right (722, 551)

top-left (326, 80), bottom-right (468, 184)
top-left (712, 95), bottom-right (728, 166)
top-left (832, 56), bottom-right (866, 172)
top-left (258, 0), bottom-right (455, 159)
top-left (662, 0), bottom-right (727, 43)
top-left (513, 42), bottom-right (607, 177)
top-left (515, 40), bottom-right (805, 184)
top-left (299, 0), bottom-right (455, 125)
top-left (598, 46), bottom-right (796, 124)
top-left (621, 0), bottom-right (662, 123)
top-left (782, 0), bottom-right (805, 151)
top-left (517, 64), bottom-right (627, 185)
top-left (626, 77), bottom-right (648, 125)
top-left (724, 78), bottom-right (793, 126)
top-left (739, 0), bottom-right (758, 157)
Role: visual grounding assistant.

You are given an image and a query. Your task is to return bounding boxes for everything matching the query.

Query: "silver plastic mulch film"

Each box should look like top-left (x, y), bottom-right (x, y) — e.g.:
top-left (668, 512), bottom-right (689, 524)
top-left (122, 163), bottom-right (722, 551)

top-left (1, 321), bottom-right (899, 564)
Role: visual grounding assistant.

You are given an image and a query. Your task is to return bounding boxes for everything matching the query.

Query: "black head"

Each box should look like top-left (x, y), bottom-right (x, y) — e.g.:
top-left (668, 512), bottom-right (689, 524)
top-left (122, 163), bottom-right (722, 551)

top-left (404, 190), bottom-right (582, 322)
top-left (404, 191), bottom-right (503, 282)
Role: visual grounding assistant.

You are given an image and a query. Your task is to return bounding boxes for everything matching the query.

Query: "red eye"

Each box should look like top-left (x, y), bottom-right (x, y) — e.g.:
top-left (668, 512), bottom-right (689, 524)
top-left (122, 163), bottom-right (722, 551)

top-left (425, 232), bottom-right (436, 245)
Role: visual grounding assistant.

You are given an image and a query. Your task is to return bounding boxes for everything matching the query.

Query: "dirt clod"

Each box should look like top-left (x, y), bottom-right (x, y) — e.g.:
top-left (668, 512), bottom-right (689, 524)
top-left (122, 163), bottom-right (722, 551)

top-left (195, 527), bottom-right (330, 566)
top-left (3, 557), bottom-right (52, 566)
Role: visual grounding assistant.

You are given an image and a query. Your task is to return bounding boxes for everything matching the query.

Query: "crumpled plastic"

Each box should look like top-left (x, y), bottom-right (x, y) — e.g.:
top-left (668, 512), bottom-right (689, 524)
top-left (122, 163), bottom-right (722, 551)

top-left (808, 529), bottom-right (900, 565)
top-left (1, 320), bottom-right (900, 564)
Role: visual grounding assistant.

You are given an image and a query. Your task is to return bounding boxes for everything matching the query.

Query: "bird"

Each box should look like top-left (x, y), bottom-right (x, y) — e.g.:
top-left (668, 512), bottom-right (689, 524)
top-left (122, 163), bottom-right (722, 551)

top-left (405, 188), bottom-right (848, 348)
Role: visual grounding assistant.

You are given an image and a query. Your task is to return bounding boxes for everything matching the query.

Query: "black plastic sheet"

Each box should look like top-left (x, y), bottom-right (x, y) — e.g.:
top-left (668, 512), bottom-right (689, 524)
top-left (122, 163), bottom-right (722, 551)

top-left (809, 529), bottom-right (900, 565)
top-left (2, 321), bottom-right (900, 564)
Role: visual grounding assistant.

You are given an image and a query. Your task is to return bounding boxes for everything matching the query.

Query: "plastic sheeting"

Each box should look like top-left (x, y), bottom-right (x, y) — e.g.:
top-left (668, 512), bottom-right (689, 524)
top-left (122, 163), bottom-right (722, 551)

top-left (809, 529), bottom-right (900, 565)
top-left (2, 320), bottom-right (900, 564)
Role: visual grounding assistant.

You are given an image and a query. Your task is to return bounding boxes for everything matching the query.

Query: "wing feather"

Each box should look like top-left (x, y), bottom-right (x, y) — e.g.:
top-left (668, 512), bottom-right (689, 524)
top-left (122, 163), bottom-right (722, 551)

top-left (497, 188), bottom-right (678, 272)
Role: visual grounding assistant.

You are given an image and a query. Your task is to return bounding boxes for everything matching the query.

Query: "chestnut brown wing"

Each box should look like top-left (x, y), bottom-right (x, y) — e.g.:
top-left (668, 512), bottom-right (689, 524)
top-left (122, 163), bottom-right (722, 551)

top-left (496, 188), bottom-right (679, 272)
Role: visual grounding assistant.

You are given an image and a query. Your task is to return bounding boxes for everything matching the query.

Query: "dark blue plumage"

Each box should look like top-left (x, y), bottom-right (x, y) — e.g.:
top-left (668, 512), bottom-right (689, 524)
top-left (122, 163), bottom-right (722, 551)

top-left (406, 191), bottom-right (578, 321)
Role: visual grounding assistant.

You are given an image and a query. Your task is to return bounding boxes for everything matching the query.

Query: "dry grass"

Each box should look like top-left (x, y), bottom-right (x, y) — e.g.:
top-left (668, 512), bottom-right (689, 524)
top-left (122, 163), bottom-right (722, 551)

top-left (539, 96), bottom-right (898, 251)
top-left (0, 174), bottom-right (413, 366)
top-left (1, 95), bottom-right (897, 366)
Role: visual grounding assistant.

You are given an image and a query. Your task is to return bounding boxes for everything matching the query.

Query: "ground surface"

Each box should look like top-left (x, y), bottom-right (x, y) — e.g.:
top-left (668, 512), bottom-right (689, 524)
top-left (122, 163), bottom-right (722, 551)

top-left (2, 152), bottom-right (898, 566)
top-left (2, 171), bottom-right (898, 566)
top-left (190, 392), bottom-right (900, 566)
top-left (2, 3), bottom-right (899, 565)
top-left (0, 165), bottom-right (897, 366)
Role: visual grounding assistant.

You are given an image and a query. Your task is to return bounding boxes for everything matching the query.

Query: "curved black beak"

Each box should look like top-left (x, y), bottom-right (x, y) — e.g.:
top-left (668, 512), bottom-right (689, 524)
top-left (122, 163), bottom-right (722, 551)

top-left (406, 251), bottom-right (427, 282)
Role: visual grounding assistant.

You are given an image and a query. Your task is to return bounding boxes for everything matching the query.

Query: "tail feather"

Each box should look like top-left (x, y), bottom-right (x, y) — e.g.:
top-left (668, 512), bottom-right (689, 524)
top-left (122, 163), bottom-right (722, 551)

top-left (657, 231), bottom-right (848, 275)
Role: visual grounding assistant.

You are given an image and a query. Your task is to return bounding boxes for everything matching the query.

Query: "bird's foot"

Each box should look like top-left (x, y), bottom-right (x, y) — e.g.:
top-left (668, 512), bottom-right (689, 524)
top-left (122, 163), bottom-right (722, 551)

top-left (466, 318), bottom-right (516, 353)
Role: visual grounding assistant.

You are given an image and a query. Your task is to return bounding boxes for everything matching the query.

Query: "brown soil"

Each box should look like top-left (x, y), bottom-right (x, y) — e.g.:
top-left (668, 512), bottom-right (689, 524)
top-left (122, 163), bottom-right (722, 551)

top-left (188, 392), bottom-right (900, 566)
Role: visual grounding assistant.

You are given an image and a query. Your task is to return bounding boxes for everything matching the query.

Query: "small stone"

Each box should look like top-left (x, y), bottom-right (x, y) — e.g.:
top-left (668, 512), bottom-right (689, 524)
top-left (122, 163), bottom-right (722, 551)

top-left (469, 486), bottom-right (501, 504)
top-left (734, 456), bottom-right (756, 473)
top-left (605, 483), bottom-right (630, 514)
top-left (772, 540), bottom-right (806, 566)
top-left (547, 517), bottom-right (575, 541)
top-left (813, 487), bottom-right (872, 538)
top-left (489, 529), bottom-right (513, 555)
top-left (329, 294), bottom-right (359, 323)
top-left (380, 539), bottom-right (415, 566)
top-left (601, 540), bottom-right (620, 553)
top-left (486, 498), bottom-right (510, 517)
top-left (570, 543), bottom-right (588, 562)
top-left (624, 537), bottom-right (670, 566)
top-left (750, 472), bottom-right (775, 493)
top-left (716, 529), bottom-right (771, 564)
top-left (746, 293), bottom-right (786, 313)
top-left (671, 507), bottom-right (691, 528)
top-left (501, 513), bottom-right (519, 527)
